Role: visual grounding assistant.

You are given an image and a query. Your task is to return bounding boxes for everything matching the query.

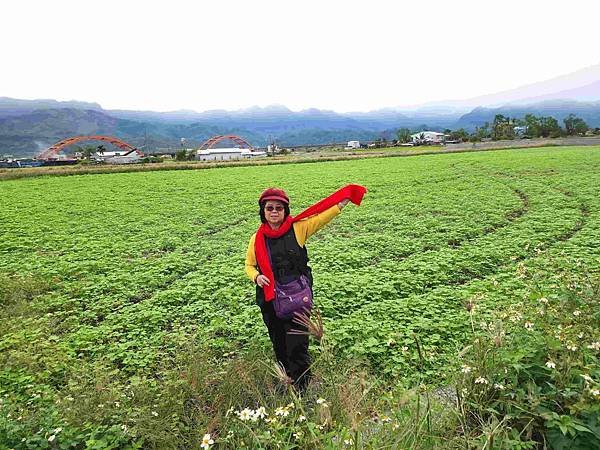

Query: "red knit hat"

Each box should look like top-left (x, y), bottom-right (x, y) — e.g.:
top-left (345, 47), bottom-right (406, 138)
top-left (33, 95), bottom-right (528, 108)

top-left (259, 187), bottom-right (289, 205)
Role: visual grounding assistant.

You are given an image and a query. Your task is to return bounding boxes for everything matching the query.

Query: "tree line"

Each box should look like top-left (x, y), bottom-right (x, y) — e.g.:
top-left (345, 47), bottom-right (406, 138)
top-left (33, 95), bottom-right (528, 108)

top-left (396, 113), bottom-right (598, 144)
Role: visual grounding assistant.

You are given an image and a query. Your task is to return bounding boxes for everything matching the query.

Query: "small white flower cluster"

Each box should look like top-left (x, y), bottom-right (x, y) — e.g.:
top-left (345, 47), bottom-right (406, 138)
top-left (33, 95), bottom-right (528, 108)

top-left (566, 344), bottom-right (578, 352)
top-left (587, 342), bottom-right (600, 351)
top-left (538, 297), bottom-right (549, 305)
top-left (524, 321), bottom-right (534, 331)
top-left (475, 377), bottom-right (488, 385)
top-left (494, 383), bottom-right (505, 391)
top-left (545, 361), bottom-right (556, 369)
top-left (47, 427), bottom-right (62, 442)
top-left (236, 406), bottom-right (269, 422)
top-left (509, 313), bottom-right (523, 323)
top-left (461, 365), bottom-right (472, 374)
top-left (572, 310), bottom-right (581, 317)
top-left (316, 398), bottom-right (329, 408)
top-left (274, 406), bottom-right (290, 417)
top-left (201, 433), bottom-right (214, 449)
top-left (580, 374), bottom-right (594, 384)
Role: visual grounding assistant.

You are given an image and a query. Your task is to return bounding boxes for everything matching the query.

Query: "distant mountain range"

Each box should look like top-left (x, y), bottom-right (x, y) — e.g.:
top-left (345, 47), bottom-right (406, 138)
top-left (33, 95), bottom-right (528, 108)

top-left (2, 62), bottom-right (600, 157)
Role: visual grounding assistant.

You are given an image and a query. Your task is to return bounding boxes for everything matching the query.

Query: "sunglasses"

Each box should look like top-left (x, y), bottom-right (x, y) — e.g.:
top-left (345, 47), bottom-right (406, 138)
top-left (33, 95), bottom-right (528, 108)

top-left (265, 205), bottom-right (284, 212)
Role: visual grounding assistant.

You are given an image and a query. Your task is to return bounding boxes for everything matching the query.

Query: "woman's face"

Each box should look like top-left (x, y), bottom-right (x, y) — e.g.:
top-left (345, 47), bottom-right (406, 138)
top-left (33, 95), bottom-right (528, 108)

top-left (264, 200), bottom-right (285, 228)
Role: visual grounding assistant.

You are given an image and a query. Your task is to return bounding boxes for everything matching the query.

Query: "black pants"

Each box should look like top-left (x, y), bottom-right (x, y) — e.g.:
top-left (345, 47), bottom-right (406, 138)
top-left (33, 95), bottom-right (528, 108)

top-left (260, 300), bottom-right (311, 390)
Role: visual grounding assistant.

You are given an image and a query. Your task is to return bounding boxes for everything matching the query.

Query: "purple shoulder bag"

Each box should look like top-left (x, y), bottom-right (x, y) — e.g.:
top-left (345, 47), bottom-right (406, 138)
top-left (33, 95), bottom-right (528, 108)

top-left (273, 274), bottom-right (313, 320)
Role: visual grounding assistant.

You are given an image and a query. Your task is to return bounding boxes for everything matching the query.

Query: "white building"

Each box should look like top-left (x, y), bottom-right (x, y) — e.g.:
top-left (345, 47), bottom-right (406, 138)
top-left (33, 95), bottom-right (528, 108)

top-left (346, 140), bottom-right (360, 149)
top-left (196, 148), bottom-right (267, 161)
top-left (96, 149), bottom-right (143, 164)
top-left (410, 131), bottom-right (446, 144)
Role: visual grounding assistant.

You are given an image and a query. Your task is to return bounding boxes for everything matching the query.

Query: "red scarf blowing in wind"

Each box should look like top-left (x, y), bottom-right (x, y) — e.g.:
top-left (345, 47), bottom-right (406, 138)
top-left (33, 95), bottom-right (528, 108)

top-left (255, 184), bottom-right (367, 301)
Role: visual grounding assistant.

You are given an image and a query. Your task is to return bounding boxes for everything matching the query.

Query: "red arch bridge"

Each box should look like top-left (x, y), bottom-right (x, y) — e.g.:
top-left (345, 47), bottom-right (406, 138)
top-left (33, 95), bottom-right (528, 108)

top-left (197, 135), bottom-right (254, 150)
top-left (37, 135), bottom-right (143, 160)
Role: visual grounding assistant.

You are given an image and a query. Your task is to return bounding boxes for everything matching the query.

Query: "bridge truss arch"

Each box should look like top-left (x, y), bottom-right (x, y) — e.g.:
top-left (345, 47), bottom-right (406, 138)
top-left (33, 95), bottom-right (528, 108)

top-left (38, 135), bottom-right (142, 160)
top-left (197, 135), bottom-right (254, 151)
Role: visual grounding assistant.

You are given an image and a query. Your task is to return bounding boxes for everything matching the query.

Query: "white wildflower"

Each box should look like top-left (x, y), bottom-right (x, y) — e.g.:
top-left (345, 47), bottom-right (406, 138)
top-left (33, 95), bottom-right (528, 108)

top-left (401, 345), bottom-right (409, 352)
top-left (344, 438), bottom-right (354, 446)
top-left (293, 431), bottom-right (302, 439)
top-left (53, 427), bottom-right (62, 434)
top-left (509, 314), bottom-right (522, 323)
top-left (151, 411), bottom-right (158, 417)
top-left (567, 344), bottom-right (578, 352)
top-left (573, 310), bottom-right (581, 317)
top-left (48, 435), bottom-right (56, 442)
top-left (587, 342), bottom-right (600, 351)
top-left (475, 377), bottom-right (488, 385)
top-left (494, 383), bottom-right (505, 390)
top-left (316, 398), bottom-right (329, 407)
top-left (591, 389), bottom-right (600, 397)
top-left (580, 374), bottom-right (593, 383)
top-left (524, 321), bottom-right (534, 331)
top-left (201, 433), bottom-right (214, 449)
top-left (298, 415), bottom-right (306, 422)
top-left (237, 408), bottom-right (253, 421)
top-left (254, 406), bottom-right (267, 419)
top-left (461, 365), bottom-right (472, 374)
top-left (381, 415), bottom-right (392, 423)
top-left (539, 297), bottom-right (549, 305)
top-left (545, 361), bottom-right (556, 369)
top-left (274, 406), bottom-right (289, 417)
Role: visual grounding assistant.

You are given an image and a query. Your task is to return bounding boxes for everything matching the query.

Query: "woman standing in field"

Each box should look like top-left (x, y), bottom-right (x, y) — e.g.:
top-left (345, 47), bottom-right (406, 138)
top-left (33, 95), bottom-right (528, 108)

top-left (245, 185), bottom-right (366, 391)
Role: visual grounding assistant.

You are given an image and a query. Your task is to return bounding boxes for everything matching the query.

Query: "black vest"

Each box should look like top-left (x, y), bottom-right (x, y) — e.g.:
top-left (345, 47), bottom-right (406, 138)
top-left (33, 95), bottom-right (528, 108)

top-left (256, 226), bottom-right (312, 306)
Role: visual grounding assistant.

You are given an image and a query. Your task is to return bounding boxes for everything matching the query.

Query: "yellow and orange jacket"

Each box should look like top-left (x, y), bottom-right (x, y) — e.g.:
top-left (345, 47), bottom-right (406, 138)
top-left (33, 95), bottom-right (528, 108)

top-left (244, 205), bottom-right (341, 282)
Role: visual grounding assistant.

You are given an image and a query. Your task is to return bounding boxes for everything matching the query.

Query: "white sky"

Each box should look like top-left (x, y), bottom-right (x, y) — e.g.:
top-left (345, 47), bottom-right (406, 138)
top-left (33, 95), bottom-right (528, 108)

top-left (2, 0), bottom-right (599, 113)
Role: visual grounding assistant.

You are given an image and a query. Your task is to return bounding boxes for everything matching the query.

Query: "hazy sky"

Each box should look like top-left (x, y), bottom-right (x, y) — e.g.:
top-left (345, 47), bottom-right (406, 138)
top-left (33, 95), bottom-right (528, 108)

top-left (2, 0), bottom-right (599, 112)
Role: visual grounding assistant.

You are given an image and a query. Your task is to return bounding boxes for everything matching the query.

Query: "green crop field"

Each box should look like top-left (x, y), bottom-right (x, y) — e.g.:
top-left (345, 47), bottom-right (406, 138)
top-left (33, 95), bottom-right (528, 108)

top-left (1, 146), bottom-right (599, 448)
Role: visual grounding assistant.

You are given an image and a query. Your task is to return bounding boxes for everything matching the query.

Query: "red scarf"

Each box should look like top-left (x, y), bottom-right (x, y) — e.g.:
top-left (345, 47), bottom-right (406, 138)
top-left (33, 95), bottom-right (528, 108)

top-left (255, 184), bottom-right (367, 301)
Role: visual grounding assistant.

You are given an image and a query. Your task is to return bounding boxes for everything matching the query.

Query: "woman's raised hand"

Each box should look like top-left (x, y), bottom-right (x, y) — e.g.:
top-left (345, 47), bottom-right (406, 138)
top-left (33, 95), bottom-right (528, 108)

top-left (338, 198), bottom-right (350, 209)
top-left (256, 274), bottom-right (271, 287)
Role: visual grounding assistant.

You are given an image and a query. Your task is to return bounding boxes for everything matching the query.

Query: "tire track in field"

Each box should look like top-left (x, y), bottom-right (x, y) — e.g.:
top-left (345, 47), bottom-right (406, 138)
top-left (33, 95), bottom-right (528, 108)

top-left (314, 166), bottom-right (532, 318)
top-left (328, 169), bottom-right (590, 367)
top-left (484, 170), bottom-right (590, 248)
top-left (325, 164), bottom-right (586, 322)
top-left (315, 172), bottom-right (530, 270)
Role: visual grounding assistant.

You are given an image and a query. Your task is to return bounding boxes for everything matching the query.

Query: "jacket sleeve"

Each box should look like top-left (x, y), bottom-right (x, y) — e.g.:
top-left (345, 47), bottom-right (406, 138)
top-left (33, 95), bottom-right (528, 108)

top-left (293, 205), bottom-right (341, 247)
top-left (244, 233), bottom-right (260, 282)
